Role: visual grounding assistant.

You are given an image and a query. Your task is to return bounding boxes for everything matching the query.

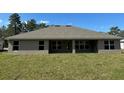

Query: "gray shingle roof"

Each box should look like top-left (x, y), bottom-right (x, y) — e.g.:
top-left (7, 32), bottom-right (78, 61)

top-left (6, 26), bottom-right (121, 40)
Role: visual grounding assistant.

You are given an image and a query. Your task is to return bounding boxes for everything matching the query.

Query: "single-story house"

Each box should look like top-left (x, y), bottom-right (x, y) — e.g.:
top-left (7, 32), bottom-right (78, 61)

top-left (6, 25), bottom-right (121, 53)
top-left (0, 38), bottom-right (4, 51)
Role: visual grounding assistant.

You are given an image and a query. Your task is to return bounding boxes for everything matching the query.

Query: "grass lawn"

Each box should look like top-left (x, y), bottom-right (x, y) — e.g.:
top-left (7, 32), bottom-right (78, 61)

top-left (0, 53), bottom-right (124, 80)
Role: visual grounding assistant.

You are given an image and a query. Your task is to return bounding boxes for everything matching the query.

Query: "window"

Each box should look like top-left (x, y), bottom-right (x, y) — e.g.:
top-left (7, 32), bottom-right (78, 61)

top-left (104, 41), bottom-right (109, 49)
top-left (75, 40), bottom-right (89, 50)
top-left (13, 41), bottom-right (19, 50)
top-left (39, 41), bottom-right (44, 45)
top-left (51, 41), bottom-right (62, 50)
top-left (85, 41), bottom-right (89, 49)
top-left (51, 41), bottom-right (57, 50)
top-left (13, 41), bottom-right (19, 45)
top-left (39, 41), bottom-right (44, 50)
top-left (57, 41), bottom-right (62, 49)
top-left (75, 41), bottom-right (79, 45)
top-left (58, 45), bottom-right (62, 49)
top-left (110, 40), bottom-right (114, 49)
top-left (13, 46), bottom-right (19, 50)
top-left (80, 45), bottom-right (84, 49)
top-left (104, 40), bottom-right (115, 50)
top-left (104, 41), bottom-right (109, 44)
top-left (104, 45), bottom-right (109, 49)
top-left (85, 45), bottom-right (89, 49)
top-left (75, 45), bottom-right (79, 49)
top-left (39, 46), bottom-right (44, 50)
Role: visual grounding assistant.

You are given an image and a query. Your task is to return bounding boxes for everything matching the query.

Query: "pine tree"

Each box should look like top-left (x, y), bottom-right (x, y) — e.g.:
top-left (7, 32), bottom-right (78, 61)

top-left (26, 19), bottom-right (37, 31)
top-left (7, 13), bottom-right (22, 36)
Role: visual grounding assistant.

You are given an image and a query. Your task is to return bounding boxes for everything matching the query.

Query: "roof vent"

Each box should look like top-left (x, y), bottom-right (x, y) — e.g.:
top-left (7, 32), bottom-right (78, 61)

top-left (65, 25), bottom-right (72, 27)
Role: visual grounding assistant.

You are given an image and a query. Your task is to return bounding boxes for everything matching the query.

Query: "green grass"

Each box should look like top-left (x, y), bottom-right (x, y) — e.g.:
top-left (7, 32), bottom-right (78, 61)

top-left (0, 53), bottom-right (124, 80)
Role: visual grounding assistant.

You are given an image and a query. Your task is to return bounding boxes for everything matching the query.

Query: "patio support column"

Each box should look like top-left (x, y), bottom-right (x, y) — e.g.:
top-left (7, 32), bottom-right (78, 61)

top-left (8, 40), bottom-right (13, 52)
top-left (44, 40), bottom-right (49, 53)
top-left (72, 40), bottom-right (75, 53)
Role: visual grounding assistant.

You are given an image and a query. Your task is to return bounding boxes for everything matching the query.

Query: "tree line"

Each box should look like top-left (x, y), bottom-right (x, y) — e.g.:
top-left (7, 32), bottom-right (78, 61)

top-left (0, 13), bottom-right (124, 39)
top-left (0, 13), bottom-right (47, 38)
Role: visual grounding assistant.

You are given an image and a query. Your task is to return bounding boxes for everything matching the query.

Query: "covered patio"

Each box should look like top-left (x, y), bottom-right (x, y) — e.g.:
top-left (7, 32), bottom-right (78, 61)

top-left (49, 40), bottom-right (98, 53)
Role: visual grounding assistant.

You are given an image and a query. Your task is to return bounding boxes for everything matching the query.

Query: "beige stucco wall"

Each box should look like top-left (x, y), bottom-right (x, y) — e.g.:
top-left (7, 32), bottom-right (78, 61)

top-left (19, 40), bottom-right (38, 50)
top-left (8, 39), bottom-right (121, 53)
top-left (97, 40), bottom-right (121, 53)
top-left (8, 40), bottom-right (49, 53)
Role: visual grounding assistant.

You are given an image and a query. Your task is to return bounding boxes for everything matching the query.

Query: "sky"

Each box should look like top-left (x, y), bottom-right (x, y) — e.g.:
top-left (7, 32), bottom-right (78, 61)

top-left (0, 13), bottom-right (124, 32)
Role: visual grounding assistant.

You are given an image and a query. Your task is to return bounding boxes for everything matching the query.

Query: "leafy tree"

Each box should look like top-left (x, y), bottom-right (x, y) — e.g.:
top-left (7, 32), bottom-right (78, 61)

top-left (39, 23), bottom-right (47, 28)
top-left (0, 25), bottom-right (7, 38)
top-left (0, 26), bottom-right (8, 47)
top-left (21, 22), bottom-right (28, 32)
top-left (1, 25), bottom-right (6, 32)
top-left (7, 13), bottom-right (22, 36)
top-left (26, 19), bottom-right (37, 31)
top-left (119, 30), bottom-right (124, 37)
top-left (108, 26), bottom-right (120, 36)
